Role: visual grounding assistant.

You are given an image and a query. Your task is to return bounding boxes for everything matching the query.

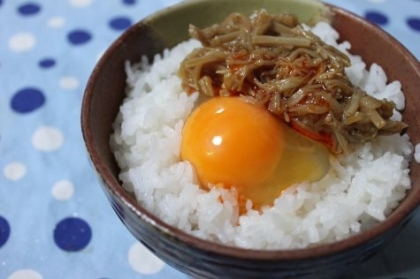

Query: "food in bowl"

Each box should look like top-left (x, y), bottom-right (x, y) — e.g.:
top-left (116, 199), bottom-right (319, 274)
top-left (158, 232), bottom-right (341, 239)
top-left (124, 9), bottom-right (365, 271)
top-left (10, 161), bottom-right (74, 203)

top-left (110, 9), bottom-right (413, 250)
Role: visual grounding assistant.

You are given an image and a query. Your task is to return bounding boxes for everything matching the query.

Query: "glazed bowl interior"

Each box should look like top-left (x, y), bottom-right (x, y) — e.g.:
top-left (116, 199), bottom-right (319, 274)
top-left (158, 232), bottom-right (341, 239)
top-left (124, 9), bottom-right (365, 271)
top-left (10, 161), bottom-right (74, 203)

top-left (82, 0), bottom-right (420, 277)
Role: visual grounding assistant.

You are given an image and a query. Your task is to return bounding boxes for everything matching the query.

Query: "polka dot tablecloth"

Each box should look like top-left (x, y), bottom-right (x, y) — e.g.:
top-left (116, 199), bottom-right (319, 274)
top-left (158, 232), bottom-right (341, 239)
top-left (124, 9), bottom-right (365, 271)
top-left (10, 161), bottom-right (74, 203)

top-left (0, 0), bottom-right (419, 278)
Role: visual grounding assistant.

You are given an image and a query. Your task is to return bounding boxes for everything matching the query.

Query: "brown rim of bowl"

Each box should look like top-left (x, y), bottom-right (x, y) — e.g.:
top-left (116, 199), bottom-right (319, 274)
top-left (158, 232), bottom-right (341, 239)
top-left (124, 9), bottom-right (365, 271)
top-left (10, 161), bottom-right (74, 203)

top-left (81, 2), bottom-right (420, 261)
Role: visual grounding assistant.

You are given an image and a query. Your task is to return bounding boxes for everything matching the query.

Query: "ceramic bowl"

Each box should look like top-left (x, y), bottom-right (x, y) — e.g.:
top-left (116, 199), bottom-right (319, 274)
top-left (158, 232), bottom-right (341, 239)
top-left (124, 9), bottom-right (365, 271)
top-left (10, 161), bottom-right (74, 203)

top-left (81, 0), bottom-right (420, 278)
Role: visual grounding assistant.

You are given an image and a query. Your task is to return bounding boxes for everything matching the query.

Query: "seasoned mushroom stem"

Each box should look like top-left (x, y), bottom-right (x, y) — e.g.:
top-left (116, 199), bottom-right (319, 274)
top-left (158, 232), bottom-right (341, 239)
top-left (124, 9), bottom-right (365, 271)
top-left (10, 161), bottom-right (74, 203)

top-left (178, 10), bottom-right (407, 154)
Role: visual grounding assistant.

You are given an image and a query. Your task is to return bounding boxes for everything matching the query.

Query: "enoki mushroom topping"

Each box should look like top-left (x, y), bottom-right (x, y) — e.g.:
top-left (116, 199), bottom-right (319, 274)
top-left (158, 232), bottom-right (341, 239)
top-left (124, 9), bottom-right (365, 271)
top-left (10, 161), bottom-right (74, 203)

top-left (178, 10), bottom-right (407, 154)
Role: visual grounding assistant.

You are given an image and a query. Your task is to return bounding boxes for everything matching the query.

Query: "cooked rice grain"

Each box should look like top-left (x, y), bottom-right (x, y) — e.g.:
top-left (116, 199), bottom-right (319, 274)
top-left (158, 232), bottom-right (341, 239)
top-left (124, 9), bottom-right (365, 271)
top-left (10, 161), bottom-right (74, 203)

top-left (110, 23), bottom-right (412, 249)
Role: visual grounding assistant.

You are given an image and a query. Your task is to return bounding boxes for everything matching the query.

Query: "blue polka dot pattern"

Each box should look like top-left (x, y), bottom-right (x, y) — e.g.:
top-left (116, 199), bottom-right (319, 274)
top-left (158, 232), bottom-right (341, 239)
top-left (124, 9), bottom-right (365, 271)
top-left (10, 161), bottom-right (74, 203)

top-left (407, 17), bottom-right (420, 32)
top-left (365, 11), bottom-right (389, 25)
top-left (122, 0), bottom-right (136, 5)
top-left (0, 216), bottom-right (10, 248)
top-left (67, 30), bottom-right (92, 45)
top-left (11, 88), bottom-right (46, 113)
top-left (18, 2), bottom-right (41, 16)
top-left (109, 16), bottom-right (132, 30)
top-left (39, 58), bottom-right (56, 68)
top-left (53, 217), bottom-right (92, 252)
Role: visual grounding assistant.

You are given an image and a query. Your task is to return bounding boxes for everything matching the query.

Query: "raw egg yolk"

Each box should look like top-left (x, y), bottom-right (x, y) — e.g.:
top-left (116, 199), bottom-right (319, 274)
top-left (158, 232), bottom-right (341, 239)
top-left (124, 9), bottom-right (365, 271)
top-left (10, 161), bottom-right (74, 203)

top-left (181, 97), bottom-right (330, 208)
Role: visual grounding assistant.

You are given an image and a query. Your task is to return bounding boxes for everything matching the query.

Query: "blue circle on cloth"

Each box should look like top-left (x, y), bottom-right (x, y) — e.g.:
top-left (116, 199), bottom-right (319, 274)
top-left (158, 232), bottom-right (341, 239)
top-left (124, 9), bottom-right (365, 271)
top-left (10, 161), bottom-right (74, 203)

top-left (18, 2), bottom-right (41, 16)
top-left (53, 217), bottom-right (92, 252)
top-left (0, 216), bottom-right (11, 248)
top-left (0, 0), bottom-right (3, 7)
top-left (122, 0), bottom-right (136, 5)
top-left (39, 58), bottom-right (56, 68)
top-left (11, 87), bottom-right (46, 113)
top-left (109, 16), bottom-right (132, 30)
top-left (67, 30), bottom-right (92, 45)
top-left (407, 17), bottom-right (420, 32)
top-left (365, 11), bottom-right (389, 25)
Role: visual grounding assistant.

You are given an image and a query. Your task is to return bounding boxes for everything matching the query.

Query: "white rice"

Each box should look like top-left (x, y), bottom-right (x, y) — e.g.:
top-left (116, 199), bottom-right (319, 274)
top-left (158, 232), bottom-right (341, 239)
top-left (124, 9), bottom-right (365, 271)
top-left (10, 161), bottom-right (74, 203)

top-left (110, 22), bottom-right (413, 249)
top-left (415, 144), bottom-right (420, 163)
